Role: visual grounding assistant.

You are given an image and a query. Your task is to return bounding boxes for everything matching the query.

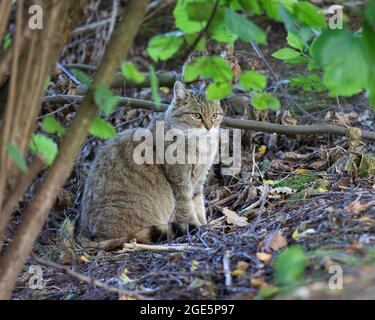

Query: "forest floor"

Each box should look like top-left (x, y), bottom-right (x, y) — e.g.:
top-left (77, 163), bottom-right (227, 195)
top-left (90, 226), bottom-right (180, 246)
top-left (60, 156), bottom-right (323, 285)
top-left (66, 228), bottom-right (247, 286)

top-left (8, 2), bottom-right (375, 300)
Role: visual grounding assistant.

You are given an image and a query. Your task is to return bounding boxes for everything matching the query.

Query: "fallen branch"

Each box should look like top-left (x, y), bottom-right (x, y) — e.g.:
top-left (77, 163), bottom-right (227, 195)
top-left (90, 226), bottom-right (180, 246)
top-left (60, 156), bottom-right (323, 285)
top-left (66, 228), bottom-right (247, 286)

top-left (42, 94), bottom-right (375, 142)
top-left (122, 242), bottom-right (207, 252)
top-left (31, 253), bottom-right (149, 299)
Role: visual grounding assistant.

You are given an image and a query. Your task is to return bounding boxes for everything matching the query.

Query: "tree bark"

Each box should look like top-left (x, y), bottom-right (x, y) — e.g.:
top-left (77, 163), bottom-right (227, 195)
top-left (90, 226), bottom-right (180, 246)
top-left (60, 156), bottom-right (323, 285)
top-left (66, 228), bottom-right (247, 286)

top-left (0, 0), bottom-right (148, 300)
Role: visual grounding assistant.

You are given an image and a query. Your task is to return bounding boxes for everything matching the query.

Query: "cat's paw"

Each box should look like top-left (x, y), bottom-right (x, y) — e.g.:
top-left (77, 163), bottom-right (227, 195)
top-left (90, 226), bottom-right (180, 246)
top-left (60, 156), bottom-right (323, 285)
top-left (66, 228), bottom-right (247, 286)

top-left (172, 222), bottom-right (200, 237)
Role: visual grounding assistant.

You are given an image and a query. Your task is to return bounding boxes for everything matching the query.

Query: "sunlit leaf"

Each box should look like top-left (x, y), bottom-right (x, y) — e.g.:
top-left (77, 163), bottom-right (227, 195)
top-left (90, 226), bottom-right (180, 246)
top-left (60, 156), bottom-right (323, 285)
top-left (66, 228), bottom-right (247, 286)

top-left (29, 134), bottom-right (58, 165)
top-left (89, 118), bottom-right (117, 139)
top-left (5, 143), bottom-right (28, 172)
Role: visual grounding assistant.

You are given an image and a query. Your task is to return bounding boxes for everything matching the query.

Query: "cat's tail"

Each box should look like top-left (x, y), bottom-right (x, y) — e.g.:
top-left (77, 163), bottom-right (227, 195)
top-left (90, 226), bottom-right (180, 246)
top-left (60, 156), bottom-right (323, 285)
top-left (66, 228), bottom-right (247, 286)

top-left (133, 223), bottom-right (178, 243)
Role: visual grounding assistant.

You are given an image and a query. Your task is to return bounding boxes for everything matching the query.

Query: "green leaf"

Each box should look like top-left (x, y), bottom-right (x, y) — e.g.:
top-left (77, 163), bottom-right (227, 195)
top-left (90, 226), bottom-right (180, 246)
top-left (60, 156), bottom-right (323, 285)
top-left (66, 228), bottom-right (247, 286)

top-left (29, 134), bottom-right (58, 165)
top-left (239, 0), bottom-right (262, 14)
top-left (310, 29), bottom-right (368, 96)
top-left (70, 69), bottom-right (92, 87)
top-left (206, 82), bottom-right (232, 100)
top-left (5, 143), bottom-right (28, 172)
top-left (275, 245), bottom-right (305, 286)
top-left (239, 71), bottom-right (267, 90)
top-left (94, 85), bottom-right (118, 116)
top-left (2, 33), bottom-right (11, 51)
top-left (272, 47), bottom-right (301, 60)
top-left (223, 8), bottom-right (266, 44)
top-left (287, 32), bottom-right (304, 51)
top-left (121, 62), bottom-right (145, 84)
top-left (209, 8), bottom-right (238, 44)
top-left (42, 116), bottom-right (66, 137)
top-left (173, 0), bottom-right (206, 34)
top-left (366, 0), bottom-right (375, 25)
top-left (293, 1), bottom-right (326, 28)
top-left (149, 65), bottom-right (161, 104)
top-left (184, 33), bottom-right (206, 51)
top-left (184, 55), bottom-right (233, 83)
top-left (147, 32), bottom-right (184, 61)
top-left (251, 92), bottom-right (280, 110)
top-left (186, 2), bottom-right (213, 21)
top-left (290, 74), bottom-right (325, 92)
top-left (89, 118), bottom-right (117, 139)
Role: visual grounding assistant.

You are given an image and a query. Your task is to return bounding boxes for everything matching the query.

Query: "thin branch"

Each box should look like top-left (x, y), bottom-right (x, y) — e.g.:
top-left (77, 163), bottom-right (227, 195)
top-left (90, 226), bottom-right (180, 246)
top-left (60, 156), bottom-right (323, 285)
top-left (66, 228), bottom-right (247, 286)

top-left (41, 94), bottom-right (375, 142)
top-left (181, 0), bottom-right (220, 62)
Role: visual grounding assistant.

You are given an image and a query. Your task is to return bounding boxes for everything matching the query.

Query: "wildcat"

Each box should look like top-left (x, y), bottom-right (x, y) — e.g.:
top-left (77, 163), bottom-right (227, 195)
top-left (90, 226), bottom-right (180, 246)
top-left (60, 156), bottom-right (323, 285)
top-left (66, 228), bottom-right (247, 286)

top-left (76, 81), bottom-right (223, 246)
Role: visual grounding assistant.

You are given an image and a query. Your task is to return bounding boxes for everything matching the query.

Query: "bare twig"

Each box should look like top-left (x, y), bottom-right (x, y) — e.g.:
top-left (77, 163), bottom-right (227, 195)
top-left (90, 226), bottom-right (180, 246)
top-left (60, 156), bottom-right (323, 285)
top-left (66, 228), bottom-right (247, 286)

top-left (223, 250), bottom-right (232, 287)
top-left (181, 0), bottom-right (220, 62)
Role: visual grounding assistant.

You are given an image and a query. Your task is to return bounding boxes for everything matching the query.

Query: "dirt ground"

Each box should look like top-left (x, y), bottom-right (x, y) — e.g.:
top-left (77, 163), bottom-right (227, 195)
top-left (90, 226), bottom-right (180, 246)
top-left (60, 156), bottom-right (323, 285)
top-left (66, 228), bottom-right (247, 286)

top-left (7, 1), bottom-right (375, 300)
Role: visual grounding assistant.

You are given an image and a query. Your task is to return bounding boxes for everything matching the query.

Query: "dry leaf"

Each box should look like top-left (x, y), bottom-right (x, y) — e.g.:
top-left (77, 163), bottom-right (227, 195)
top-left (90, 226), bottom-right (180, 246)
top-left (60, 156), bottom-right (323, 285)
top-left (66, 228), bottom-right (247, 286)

top-left (269, 230), bottom-right (287, 251)
top-left (223, 207), bottom-right (249, 227)
top-left (345, 201), bottom-right (366, 214)
top-left (256, 252), bottom-right (272, 262)
top-left (232, 261), bottom-right (250, 277)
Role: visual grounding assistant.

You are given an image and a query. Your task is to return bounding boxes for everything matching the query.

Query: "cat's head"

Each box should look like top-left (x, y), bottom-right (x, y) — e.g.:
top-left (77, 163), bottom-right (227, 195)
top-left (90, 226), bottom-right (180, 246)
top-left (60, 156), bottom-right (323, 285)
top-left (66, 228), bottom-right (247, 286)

top-left (165, 81), bottom-right (224, 133)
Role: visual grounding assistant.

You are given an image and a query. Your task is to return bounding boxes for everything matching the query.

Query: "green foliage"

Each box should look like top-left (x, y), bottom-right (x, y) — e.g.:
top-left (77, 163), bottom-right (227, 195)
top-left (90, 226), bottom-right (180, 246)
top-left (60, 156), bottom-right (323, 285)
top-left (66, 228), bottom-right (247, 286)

top-left (239, 71), bottom-right (267, 90)
top-left (184, 55), bottom-right (233, 83)
top-left (2, 33), bottom-right (11, 51)
top-left (29, 134), bottom-right (58, 165)
top-left (275, 245), bottom-right (306, 286)
top-left (206, 82), bottom-right (232, 100)
top-left (292, 1), bottom-right (326, 28)
top-left (94, 85), bottom-right (118, 116)
top-left (209, 8), bottom-right (238, 44)
top-left (290, 74), bottom-right (325, 92)
top-left (366, 0), bottom-right (375, 25)
top-left (70, 69), bottom-right (92, 87)
top-left (147, 32), bottom-right (184, 61)
top-left (238, 0), bottom-right (262, 14)
top-left (5, 143), bottom-right (28, 172)
top-left (89, 118), bottom-right (116, 139)
top-left (272, 47), bottom-right (301, 61)
top-left (310, 29), bottom-right (369, 97)
top-left (173, 0), bottom-right (206, 33)
top-left (251, 92), bottom-right (280, 110)
top-left (148, 65), bottom-right (161, 104)
top-left (121, 62), bottom-right (145, 84)
top-left (184, 55), bottom-right (233, 100)
top-left (223, 8), bottom-right (266, 43)
top-left (286, 32), bottom-right (304, 51)
top-left (42, 116), bottom-right (66, 137)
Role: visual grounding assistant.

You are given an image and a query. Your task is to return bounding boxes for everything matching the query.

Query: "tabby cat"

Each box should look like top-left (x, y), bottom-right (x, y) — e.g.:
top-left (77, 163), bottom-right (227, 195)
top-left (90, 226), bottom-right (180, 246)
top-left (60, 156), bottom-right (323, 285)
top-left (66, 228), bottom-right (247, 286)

top-left (76, 81), bottom-right (223, 246)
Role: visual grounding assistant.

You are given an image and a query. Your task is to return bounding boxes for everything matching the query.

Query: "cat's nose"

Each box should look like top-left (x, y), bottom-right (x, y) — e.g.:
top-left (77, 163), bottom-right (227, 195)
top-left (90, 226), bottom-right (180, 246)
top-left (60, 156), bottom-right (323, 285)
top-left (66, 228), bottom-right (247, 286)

top-left (203, 121), bottom-right (213, 131)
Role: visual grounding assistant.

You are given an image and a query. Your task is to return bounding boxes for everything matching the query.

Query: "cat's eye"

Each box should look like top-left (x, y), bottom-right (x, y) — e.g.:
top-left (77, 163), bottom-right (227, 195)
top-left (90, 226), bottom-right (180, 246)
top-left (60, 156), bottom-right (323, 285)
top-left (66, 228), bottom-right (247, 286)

top-left (192, 113), bottom-right (202, 120)
top-left (211, 113), bottom-right (221, 120)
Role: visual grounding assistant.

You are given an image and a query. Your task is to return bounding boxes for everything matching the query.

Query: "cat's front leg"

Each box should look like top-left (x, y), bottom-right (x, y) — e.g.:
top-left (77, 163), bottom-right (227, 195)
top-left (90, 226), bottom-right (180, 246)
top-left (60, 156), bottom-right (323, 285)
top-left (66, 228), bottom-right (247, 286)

top-left (193, 187), bottom-right (207, 225)
top-left (173, 184), bottom-right (202, 232)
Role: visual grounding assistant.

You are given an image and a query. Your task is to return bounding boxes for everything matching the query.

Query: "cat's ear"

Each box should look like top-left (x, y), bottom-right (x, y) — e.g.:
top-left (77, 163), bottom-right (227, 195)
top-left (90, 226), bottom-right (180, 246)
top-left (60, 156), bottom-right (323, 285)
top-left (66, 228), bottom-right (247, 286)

top-left (173, 81), bottom-right (189, 104)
